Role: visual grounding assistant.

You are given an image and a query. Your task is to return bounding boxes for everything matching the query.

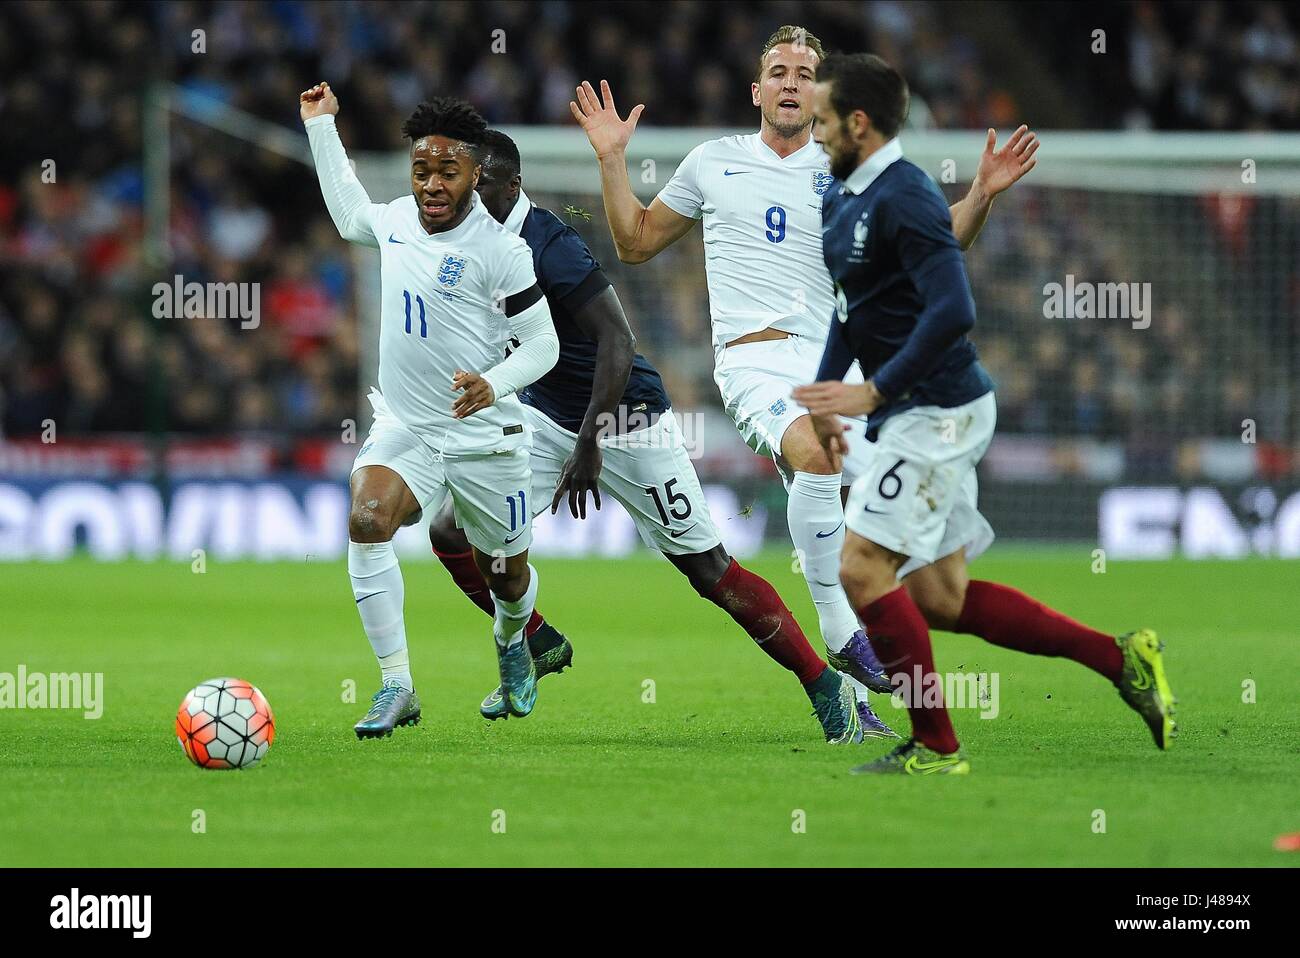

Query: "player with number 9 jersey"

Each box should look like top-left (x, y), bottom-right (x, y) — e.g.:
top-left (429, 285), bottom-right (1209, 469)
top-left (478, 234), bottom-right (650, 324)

top-left (571, 25), bottom-right (1034, 725)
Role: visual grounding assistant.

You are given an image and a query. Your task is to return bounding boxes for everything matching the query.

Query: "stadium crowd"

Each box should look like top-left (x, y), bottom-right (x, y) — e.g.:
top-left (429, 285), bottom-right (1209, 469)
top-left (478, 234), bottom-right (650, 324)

top-left (0, 0), bottom-right (1296, 456)
top-left (1032, 0), bottom-right (1300, 131)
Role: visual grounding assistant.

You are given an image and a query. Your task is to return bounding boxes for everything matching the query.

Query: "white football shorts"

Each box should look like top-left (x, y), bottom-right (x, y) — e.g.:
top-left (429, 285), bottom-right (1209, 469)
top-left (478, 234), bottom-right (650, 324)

top-left (523, 404), bottom-right (721, 556)
top-left (352, 390), bottom-right (534, 557)
top-left (843, 391), bottom-right (997, 579)
top-left (712, 332), bottom-right (874, 484)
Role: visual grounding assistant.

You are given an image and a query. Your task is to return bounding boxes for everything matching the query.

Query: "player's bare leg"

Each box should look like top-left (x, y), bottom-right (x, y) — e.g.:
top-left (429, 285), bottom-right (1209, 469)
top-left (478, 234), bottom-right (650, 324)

top-left (837, 530), bottom-right (969, 775)
top-left (905, 548), bottom-right (1177, 749)
top-left (474, 547), bottom-right (540, 717)
top-left (779, 414), bottom-right (893, 709)
top-left (428, 503), bottom-right (572, 719)
top-left (348, 465), bottom-right (423, 738)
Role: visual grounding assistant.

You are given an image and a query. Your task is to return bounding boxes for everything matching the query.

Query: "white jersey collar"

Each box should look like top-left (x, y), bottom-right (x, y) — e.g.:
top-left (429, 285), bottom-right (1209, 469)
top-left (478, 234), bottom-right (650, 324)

top-left (842, 138), bottom-right (904, 195)
top-left (754, 131), bottom-right (819, 164)
top-left (502, 189), bottom-right (532, 235)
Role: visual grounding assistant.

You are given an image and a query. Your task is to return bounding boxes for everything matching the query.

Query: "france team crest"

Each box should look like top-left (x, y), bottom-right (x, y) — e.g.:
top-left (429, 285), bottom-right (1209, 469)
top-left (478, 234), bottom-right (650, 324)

top-left (811, 170), bottom-right (836, 196)
top-left (437, 253), bottom-right (467, 287)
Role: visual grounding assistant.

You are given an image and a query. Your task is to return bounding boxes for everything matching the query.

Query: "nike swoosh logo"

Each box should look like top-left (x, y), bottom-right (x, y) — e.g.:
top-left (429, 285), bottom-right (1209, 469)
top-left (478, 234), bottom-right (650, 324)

top-left (1126, 646), bottom-right (1154, 690)
top-left (387, 233), bottom-right (405, 244)
top-left (862, 505), bottom-right (889, 515)
top-left (905, 756), bottom-right (957, 773)
top-left (815, 521), bottom-right (844, 539)
top-left (504, 531), bottom-right (525, 544)
top-left (355, 591), bottom-right (387, 604)
top-left (669, 524), bottom-right (698, 539)
top-left (723, 169), bottom-right (750, 176)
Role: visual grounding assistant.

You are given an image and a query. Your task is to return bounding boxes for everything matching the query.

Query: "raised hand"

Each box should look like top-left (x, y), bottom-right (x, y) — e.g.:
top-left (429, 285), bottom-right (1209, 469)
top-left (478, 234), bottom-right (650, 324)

top-left (973, 124), bottom-right (1039, 198)
top-left (300, 82), bottom-right (340, 123)
top-left (569, 79), bottom-right (645, 159)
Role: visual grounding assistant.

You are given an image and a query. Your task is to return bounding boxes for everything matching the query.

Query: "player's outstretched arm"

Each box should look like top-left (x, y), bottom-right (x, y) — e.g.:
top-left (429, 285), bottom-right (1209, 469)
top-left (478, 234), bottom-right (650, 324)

top-left (948, 124), bottom-right (1039, 251)
top-left (301, 82), bottom-right (381, 248)
top-left (550, 286), bottom-right (637, 518)
top-left (570, 80), bottom-right (696, 263)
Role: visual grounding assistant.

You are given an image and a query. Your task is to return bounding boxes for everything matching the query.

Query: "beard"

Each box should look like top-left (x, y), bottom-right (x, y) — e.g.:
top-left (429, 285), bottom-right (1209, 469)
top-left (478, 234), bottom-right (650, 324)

top-left (828, 144), bottom-right (858, 181)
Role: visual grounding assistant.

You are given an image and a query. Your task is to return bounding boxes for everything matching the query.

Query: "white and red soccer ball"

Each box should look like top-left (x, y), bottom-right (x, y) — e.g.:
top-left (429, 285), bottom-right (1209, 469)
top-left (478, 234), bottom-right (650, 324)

top-left (176, 678), bottom-right (275, 769)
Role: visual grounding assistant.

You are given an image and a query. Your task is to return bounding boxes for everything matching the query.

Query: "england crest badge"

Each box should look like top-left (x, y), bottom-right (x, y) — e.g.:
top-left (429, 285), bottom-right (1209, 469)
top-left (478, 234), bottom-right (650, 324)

top-left (811, 170), bottom-right (835, 196)
top-left (437, 253), bottom-right (467, 288)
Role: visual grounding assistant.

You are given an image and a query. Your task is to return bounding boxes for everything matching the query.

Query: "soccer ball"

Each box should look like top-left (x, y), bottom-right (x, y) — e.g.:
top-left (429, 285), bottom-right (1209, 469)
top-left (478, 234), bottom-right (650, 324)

top-left (175, 677), bottom-right (275, 770)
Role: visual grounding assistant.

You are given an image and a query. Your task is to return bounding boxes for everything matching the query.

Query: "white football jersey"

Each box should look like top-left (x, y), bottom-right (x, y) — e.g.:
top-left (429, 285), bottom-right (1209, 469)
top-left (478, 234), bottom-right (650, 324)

top-left (657, 133), bottom-right (837, 352)
top-left (362, 193), bottom-right (538, 453)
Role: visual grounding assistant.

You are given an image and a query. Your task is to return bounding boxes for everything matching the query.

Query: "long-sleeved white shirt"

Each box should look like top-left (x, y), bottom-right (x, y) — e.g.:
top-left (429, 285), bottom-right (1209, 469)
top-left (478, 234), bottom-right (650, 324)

top-left (306, 114), bottom-right (558, 453)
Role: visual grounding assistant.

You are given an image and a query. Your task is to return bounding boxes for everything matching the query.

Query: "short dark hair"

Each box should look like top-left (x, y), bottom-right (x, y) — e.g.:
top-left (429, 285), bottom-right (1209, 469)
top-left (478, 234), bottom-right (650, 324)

top-left (400, 96), bottom-right (488, 151)
top-left (480, 129), bottom-right (521, 175)
top-left (816, 53), bottom-right (909, 138)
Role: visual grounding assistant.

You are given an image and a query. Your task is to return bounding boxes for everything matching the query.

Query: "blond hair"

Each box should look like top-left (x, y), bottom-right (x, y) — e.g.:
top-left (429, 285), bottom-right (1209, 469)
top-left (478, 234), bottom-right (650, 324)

top-left (755, 25), bottom-right (826, 83)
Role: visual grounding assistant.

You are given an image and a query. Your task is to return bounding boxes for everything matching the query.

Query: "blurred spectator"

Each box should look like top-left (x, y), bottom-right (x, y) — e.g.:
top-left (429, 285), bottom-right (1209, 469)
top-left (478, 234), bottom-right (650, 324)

top-left (0, 0), bottom-right (1295, 461)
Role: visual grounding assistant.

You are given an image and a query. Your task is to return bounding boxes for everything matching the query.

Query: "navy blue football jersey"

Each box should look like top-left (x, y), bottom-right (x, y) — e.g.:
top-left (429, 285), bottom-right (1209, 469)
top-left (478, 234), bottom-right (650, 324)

top-left (818, 146), bottom-right (993, 435)
top-left (515, 206), bottom-right (669, 432)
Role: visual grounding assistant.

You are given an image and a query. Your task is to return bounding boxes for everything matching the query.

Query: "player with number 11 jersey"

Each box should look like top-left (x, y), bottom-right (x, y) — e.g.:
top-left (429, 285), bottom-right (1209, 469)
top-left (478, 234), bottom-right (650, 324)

top-left (303, 85), bottom-right (560, 737)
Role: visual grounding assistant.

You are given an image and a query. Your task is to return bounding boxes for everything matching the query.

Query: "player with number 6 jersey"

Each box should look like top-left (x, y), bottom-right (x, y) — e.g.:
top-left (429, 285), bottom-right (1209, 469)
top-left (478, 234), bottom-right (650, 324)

top-left (302, 84), bottom-right (560, 737)
top-left (797, 53), bottom-right (1175, 775)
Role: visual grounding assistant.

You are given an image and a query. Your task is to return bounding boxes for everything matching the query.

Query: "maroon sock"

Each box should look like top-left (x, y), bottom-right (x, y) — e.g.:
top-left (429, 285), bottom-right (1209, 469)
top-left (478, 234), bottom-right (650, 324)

top-left (706, 559), bottom-right (826, 685)
top-left (858, 587), bottom-right (960, 754)
top-left (956, 580), bottom-right (1122, 682)
top-left (432, 547), bottom-right (544, 637)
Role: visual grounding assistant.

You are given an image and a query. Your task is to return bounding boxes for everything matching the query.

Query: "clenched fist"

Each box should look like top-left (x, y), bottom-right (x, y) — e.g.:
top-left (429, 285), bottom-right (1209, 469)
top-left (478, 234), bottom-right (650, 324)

top-left (300, 82), bottom-right (340, 123)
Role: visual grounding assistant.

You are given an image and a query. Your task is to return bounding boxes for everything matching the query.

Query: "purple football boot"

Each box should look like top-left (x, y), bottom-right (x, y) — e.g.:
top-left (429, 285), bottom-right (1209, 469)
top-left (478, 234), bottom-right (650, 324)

top-left (856, 698), bottom-right (901, 739)
top-left (826, 630), bottom-right (894, 694)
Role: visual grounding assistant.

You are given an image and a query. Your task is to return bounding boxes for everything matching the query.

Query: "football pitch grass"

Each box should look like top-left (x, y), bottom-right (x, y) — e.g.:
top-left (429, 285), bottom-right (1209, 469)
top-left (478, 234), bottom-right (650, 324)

top-left (1, 549), bottom-right (1296, 868)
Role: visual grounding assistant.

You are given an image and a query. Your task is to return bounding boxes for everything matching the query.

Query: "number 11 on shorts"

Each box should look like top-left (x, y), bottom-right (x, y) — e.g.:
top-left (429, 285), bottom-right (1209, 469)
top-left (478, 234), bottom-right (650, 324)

top-left (506, 489), bottom-right (527, 531)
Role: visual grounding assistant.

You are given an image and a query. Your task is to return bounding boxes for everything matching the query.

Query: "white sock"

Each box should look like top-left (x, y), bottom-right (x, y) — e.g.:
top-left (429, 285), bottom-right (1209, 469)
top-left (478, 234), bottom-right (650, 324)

top-left (787, 471), bottom-right (862, 654)
top-left (348, 540), bottom-right (413, 691)
top-left (492, 564), bottom-right (538, 649)
top-left (378, 648), bottom-right (410, 689)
